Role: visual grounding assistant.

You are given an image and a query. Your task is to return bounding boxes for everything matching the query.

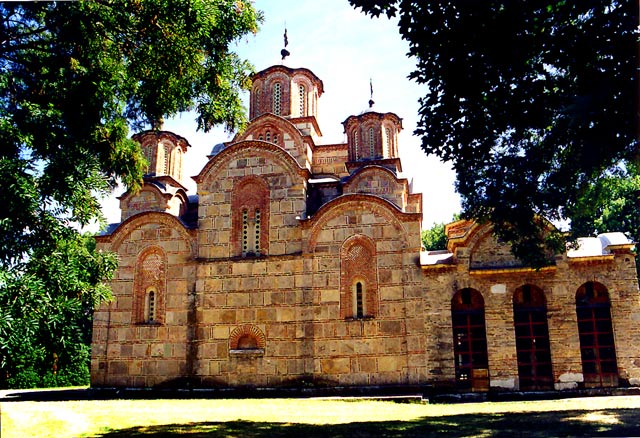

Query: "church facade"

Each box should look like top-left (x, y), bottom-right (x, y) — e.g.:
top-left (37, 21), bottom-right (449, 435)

top-left (91, 62), bottom-right (640, 393)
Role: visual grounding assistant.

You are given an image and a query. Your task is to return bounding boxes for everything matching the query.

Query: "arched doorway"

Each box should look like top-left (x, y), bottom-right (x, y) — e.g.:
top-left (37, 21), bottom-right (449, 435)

top-left (451, 288), bottom-right (489, 391)
top-left (576, 282), bottom-right (618, 388)
top-left (513, 284), bottom-right (553, 390)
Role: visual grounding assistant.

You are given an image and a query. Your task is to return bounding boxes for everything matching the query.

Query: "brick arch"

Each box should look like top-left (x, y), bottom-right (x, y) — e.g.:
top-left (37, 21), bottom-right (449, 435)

top-left (343, 165), bottom-right (409, 208)
top-left (231, 175), bottom-right (270, 257)
top-left (340, 234), bottom-right (378, 319)
top-left (234, 113), bottom-right (308, 160)
top-left (193, 140), bottom-right (310, 189)
top-left (102, 211), bottom-right (196, 258)
top-left (304, 194), bottom-right (417, 253)
top-left (133, 246), bottom-right (166, 324)
top-left (229, 324), bottom-right (266, 350)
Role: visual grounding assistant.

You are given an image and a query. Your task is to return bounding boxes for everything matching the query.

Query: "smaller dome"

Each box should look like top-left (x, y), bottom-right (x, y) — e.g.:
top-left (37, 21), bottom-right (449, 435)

top-left (210, 143), bottom-right (226, 156)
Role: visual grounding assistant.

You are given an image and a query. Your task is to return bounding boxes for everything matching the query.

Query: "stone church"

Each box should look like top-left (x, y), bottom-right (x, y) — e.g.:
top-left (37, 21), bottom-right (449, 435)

top-left (92, 60), bottom-right (640, 393)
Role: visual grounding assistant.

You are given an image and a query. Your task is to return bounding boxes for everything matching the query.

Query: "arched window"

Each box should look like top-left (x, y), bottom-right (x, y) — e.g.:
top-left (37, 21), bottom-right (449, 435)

top-left (232, 177), bottom-right (270, 257)
top-left (576, 282), bottom-right (618, 388)
top-left (299, 84), bottom-right (306, 116)
top-left (513, 284), bottom-right (553, 390)
top-left (354, 280), bottom-right (365, 319)
top-left (144, 145), bottom-right (154, 174)
top-left (172, 147), bottom-right (182, 181)
top-left (162, 143), bottom-right (170, 175)
top-left (134, 247), bottom-right (166, 324)
top-left (146, 288), bottom-right (156, 322)
top-left (368, 127), bottom-right (375, 158)
top-left (352, 129), bottom-right (359, 160)
top-left (385, 127), bottom-right (392, 158)
top-left (273, 82), bottom-right (282, 115)
top-left (452, 288), bottom-right (489, 391)
top-left (340, 236), bottom-right (378, 319)
top-left (253, 84), bottom-right (261, 118)
top-left (265, 131), bottom-right (271, 142)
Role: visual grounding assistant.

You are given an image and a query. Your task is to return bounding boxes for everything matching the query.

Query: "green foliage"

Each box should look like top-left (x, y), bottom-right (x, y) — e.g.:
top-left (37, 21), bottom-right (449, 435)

top-left (350, 0), bottom-right (637, 266)
top-left (0, 234), bottom-right (116, 389)
top-left (0, 0), bottom-right (261, 265)
top-left (421, 222), bottom-right (447, 251)
top-left (0, 1), bottom-right (261, 388)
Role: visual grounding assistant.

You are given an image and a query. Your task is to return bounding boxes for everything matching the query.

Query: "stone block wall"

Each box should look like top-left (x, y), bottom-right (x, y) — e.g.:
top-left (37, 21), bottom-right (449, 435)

top-left (92, 214), bottom-right (196, 387)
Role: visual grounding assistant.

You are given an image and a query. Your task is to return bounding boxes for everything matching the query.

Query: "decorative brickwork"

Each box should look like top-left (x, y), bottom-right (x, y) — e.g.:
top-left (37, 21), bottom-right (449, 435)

top-left (133, 246), bottom-right (166, 324)
top-left (231, 176), bottom-right (270, 257)
top-left (340, 235), bottom-right (378, 319)
top-left (92, 60), bottom-right (640, 393)
top-left (229, 324), bottom-right (266, 350)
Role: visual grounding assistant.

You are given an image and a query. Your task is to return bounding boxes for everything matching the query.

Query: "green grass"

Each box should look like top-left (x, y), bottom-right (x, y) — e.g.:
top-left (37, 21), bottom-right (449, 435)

top-left (2, 390), bottom-right (640, 437)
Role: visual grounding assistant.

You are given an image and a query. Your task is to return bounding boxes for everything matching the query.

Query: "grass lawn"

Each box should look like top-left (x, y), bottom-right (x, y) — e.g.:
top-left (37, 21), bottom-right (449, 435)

top-left (2, 389), bottom-right (640, 437)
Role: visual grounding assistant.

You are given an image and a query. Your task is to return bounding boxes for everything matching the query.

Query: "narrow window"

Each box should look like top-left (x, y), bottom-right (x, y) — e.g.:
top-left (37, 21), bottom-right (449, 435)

top-left (355, 281), bottom-right (364, 318)
top-left (145, 146), bottom-right (154, 174)
top-left (353, 129), bottom-right (359, 160)
top-left (385, 127), bottom-right (392, 158)
top-left (254, 85), bottom-right (261, 117)
top-left (368, 127), bottom-right (375, 158)
top-left (242, 208), bottom-right (261, 257)
top-left (254, 208), bottom-right (261, 256)
top-left (273, 82), bottom-right (281, 115)
top-left (242, 209), bottom-right (249, 255)
top-left (146, 289), bottom-right (156, 322)
top-left (273, 134), bottom-right (279, 144)
top-left (162, 144), bottom-right (170, 175)
top-left (266, 131), bottom-right (271, 142)
top-left (299, 84), bottom-right (306, 116)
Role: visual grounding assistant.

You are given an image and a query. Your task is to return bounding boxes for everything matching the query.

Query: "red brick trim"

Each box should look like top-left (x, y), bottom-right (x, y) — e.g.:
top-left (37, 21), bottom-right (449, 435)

top-left (303, 194), bottom-right (419, 253)
top-left (100, 212), bottom-right (197, 257)
top-left (340, 234), bottom-right (378, 319)
top-left (231, 176), bottom-right (270, 257)
top-left (193, 140), bottom-right (310, 186)
top-left (229, 324), bottom-right (266, 349)
top-left (133, 246), bottom-right (166, 324)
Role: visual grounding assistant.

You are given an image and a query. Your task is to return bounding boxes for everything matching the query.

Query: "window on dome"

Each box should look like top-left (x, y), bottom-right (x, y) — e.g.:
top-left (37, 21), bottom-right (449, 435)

top-left (273, 82), bottom-right (282, 115)
top-left (368, 127), bottom-right (375, 158)
top-left (299, 84), bottom-right (306, 116)
top-left (352, 129), bottom-right (359, 160)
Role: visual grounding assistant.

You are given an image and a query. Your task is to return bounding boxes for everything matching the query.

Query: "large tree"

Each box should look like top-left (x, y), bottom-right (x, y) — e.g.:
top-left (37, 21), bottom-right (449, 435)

top-left (350, 0), bottom-right (638, 266)
top-left (0, 0), bottom-right (261, 387)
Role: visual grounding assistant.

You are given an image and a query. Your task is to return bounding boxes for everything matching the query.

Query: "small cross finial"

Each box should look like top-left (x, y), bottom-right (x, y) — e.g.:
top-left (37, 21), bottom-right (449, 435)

top-left (281, 27), bottom-right (290, 61)
top-left (368, 78), bottom-right (375, 108)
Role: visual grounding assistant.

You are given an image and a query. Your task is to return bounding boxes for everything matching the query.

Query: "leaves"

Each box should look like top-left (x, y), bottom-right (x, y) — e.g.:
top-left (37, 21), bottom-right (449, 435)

top-left (0, 1), bottom-right (262, 387)
top-left (0, 0), bottom-right (262, 265)
top-left (350, 0), bottom-right (638, 265)
top-left (0, 233), bottom-right (116, 388)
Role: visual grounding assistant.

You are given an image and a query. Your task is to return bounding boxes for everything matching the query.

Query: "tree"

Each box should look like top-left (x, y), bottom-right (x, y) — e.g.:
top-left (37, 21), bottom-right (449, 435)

top-left (421, 222), bottom-right (447, 251)
top-left (1, 0), bottom-right (261, 264)
top-left (0, 235), bottom-right (116, 388)
top-left (0, 1), bottom-right (261, 387)
top-left (349, 0), bottom-right (638, 266)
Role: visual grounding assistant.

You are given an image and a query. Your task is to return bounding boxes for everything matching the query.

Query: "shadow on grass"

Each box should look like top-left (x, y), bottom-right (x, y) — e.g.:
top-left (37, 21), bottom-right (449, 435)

top-left (89, 409), bottom-right (640, 437)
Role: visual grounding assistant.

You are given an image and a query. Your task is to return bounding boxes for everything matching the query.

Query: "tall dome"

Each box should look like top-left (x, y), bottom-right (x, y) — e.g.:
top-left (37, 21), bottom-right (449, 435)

top-left (249, 65), bottom-right (324, 121)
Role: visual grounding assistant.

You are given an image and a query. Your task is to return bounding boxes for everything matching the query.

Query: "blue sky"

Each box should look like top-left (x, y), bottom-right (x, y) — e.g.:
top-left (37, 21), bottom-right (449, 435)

top-left (100, 0), bottom-right (460, 227)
